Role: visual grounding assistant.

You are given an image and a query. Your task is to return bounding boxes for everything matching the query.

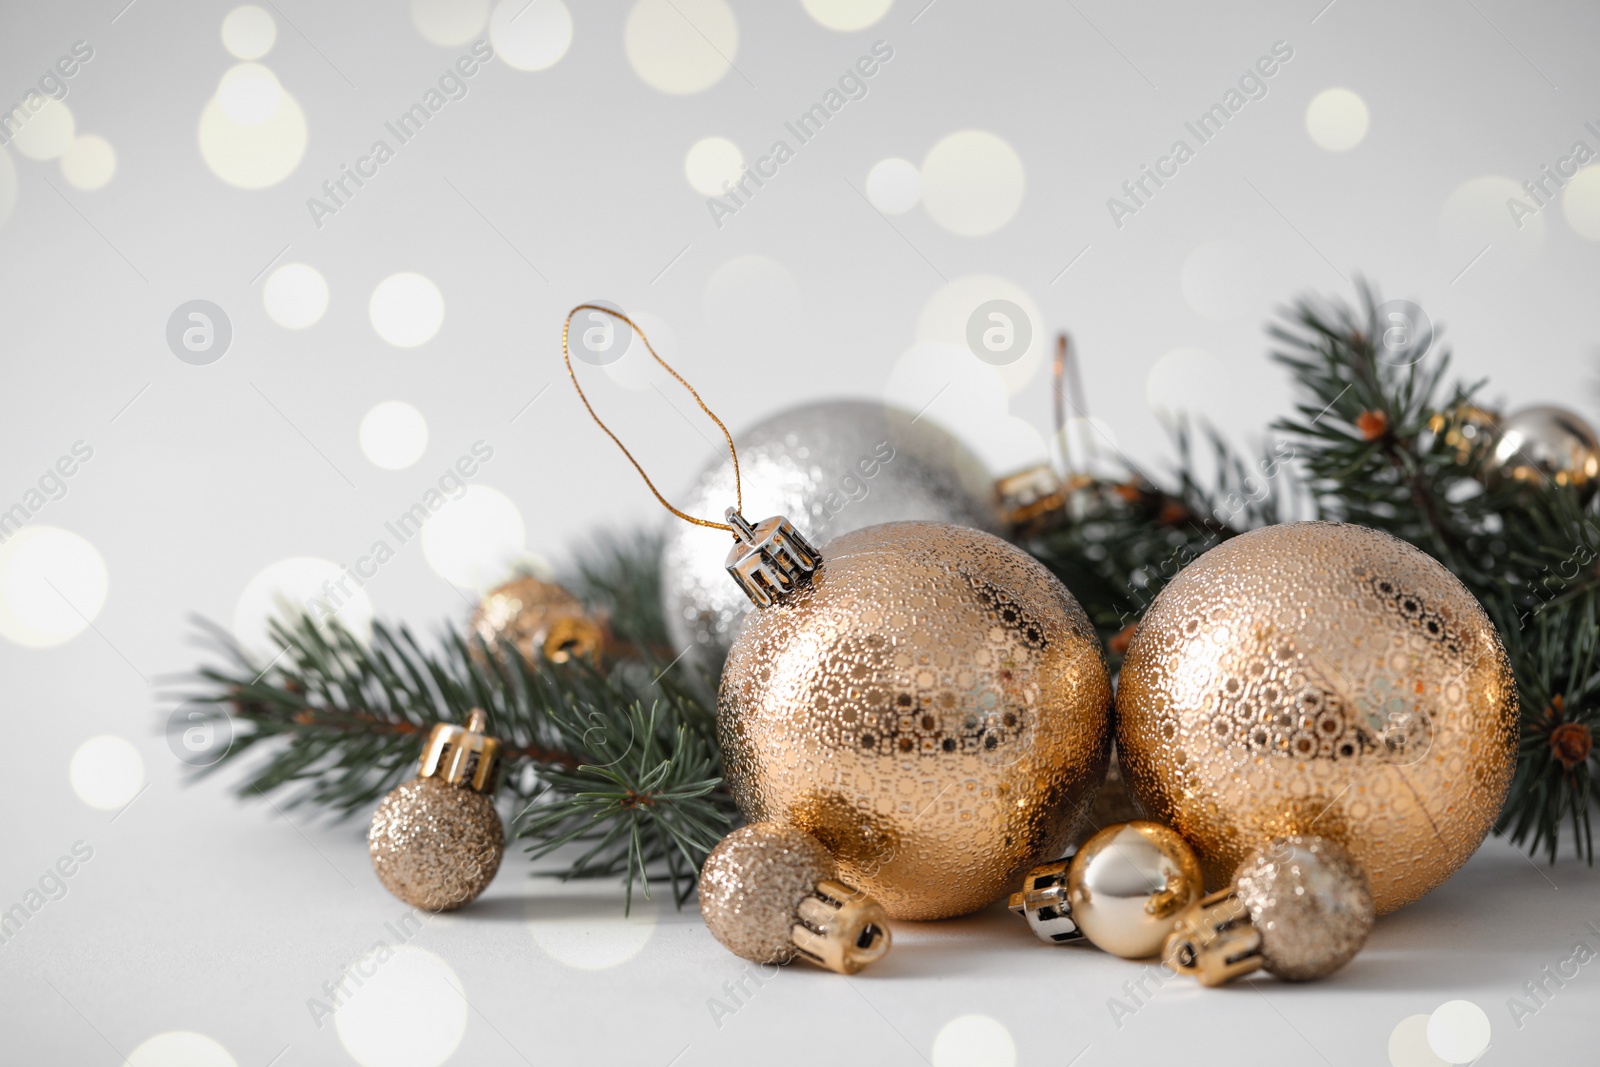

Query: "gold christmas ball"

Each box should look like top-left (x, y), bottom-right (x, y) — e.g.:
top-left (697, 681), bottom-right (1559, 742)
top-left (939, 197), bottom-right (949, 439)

top-left (369, 777), bottom-right (504, 911)
top-left (1118, 521), bottom-right (1518, 914)
top-left (719, 521), bottom-right (1113, 921)
top-left (1234, 834), bottom-right (1374, 980)
top-left (1487, 404), bottom-right (1600, 498)
top-left (471, 576), bottom-right (604, 664)
top-left (1066, 821), bottom-right (1203, 959)
top-left (699, 821), bottom-right (891, 974)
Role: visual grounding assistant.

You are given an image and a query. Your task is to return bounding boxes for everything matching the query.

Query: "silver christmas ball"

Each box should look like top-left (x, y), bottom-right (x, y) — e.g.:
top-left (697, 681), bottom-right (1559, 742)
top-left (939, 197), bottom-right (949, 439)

top-left (662, 400), bottom-right (1001, 669)
top-left (1488, 404), bottom-right (1600, 498)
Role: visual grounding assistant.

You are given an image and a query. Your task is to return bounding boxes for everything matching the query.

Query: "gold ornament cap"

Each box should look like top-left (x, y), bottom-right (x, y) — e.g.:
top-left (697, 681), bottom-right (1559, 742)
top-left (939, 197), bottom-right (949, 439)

top-left (1162, 887), bottom-right (1265, 987)
top-left (1163, 834), bottom-right (1374, 986)
top-left (419, 709), bottom-right (501, 794)
top-left (698, 822), bottom-right (890, 975)
top-left (723, 509), bottom-right (822, 608)
top-left (994, 464), bottom-right (1070, 536)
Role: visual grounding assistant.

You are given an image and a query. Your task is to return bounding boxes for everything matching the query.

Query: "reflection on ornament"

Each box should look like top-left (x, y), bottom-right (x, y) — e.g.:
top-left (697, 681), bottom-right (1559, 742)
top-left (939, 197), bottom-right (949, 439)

top-left (661, 400), bottom-right (1001, 670)
top-left (369, 709), bottom-right (504, 911)
top-left (1426, 403), bottom-right (1500, 464)
top-left (1009, 820), bottom-right (1201, 957)
top-left (1165, 834), bottom-right (1374, 985)
top-left (698, 821), bottom-right (890, 974)
top-left (1117, 521), bottom-right (1517, 914)
top-left (1487, 404), bottom-right (1600, 498)
top-left (470, 576), bottom-right (605, 665)
top-left (720, 521), bottom-right (1112, 920)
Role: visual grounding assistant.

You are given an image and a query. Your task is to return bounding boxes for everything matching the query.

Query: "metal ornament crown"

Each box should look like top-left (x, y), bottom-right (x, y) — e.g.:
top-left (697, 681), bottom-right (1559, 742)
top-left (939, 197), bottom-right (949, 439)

top-left (1007, 859), bottom-right (1086, 944)
top-left (724, 508), bottom-right (822, 608)
top-left (791, 879), bottom-right (891, 975)
top-left (418, 708), bottom-right (502, 794)
top-left (1162, 887), bottom-right (1265, 987)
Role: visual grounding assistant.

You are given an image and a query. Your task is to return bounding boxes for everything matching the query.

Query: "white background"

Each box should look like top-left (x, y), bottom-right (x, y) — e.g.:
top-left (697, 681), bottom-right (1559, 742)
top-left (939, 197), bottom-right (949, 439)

top-left (1, 0), bottom-right (1597, 1064)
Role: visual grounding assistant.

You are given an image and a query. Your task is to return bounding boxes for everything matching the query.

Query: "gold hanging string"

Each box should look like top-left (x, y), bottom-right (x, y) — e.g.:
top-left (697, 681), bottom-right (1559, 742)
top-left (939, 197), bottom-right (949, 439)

top-left (1052, 332), bottom-right (1095, 478)
top-left (562, 304), bottom-right (741, 532)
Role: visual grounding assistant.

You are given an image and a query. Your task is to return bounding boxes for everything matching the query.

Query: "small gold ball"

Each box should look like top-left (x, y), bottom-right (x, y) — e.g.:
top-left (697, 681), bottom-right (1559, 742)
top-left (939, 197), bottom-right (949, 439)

top-left (720, 522), bottom-right (1112, 920)
top-left (369, 777), bottom-right (504, 911)
top-left (699, 822), bottom-right (835, 965)
top-left (1235, 835), bottom-right (1374, 981)
top-left (471, 576), bottom-right (604, 664)
top-left (1067, 821), bottom-right (1203, 958)
top-left (1118, 521), bottom-right (1518, 914)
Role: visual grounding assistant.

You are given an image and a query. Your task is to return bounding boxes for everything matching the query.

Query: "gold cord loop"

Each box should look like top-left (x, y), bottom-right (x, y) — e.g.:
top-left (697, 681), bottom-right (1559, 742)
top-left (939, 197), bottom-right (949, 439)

top-left (562, 304), bottom-right (742, 532)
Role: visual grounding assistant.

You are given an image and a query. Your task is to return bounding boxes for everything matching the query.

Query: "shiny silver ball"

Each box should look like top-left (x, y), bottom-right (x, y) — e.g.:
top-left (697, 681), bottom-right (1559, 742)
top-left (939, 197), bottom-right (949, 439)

top-left (662, 400), bottom-right (1001, 670)
top-left (1489, 405), bottom-right (1600, 498)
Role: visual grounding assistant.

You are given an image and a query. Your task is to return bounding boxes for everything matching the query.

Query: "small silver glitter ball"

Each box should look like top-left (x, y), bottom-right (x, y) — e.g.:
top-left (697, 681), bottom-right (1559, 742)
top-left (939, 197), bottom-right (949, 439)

top-left (662, 400), bottom-right (1001, 670)
top-left (1234, 834), bottom-right (1375, 981)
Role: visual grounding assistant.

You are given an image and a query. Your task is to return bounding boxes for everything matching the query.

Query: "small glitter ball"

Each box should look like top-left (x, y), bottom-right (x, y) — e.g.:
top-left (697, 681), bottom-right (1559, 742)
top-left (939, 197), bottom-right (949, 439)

top-left (699, 823), bottom-right (836, 965)
top-left (1236, 835), bottom-right (1374, 980)
top-left (369, 777), bottom-right (504, 911)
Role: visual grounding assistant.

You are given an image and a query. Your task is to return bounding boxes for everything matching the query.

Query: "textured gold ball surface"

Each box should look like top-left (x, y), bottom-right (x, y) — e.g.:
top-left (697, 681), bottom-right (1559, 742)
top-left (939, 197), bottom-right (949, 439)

top-left (1117, 521), bottom-right (1518, 914)
top-left (1067, 821), bottom-right (1203, 958)
top-left (369, 777), bottom-right (504, 911)
top-left (471, 576), bottom-right (603, 664)
top-left (720, 521), bottom-right (1112, 920)
top-left (699, 822), bottom-right (835, 965)
top-left (1235, 835), bottom-right (1374, 981)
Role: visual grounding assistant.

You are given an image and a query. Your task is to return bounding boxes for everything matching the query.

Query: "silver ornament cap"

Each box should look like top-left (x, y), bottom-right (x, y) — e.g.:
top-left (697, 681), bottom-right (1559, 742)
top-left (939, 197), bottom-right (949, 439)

top-left (724, 509), bottom-right (821, 608)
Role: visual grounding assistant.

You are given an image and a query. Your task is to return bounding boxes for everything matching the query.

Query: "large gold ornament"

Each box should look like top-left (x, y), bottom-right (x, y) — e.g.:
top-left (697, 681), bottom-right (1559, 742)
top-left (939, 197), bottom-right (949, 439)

top-left (1117, 521), bottom-right (1518, 914)
top-left (369, 710), bottom-right (504, 911)
top-left (720, 521), bottom-right (1113, 921)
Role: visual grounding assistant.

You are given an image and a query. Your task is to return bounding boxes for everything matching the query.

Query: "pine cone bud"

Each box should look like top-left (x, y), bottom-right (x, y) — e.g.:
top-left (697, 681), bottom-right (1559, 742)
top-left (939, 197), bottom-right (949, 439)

top-left (1550, 721), bottom-right (1592, 771)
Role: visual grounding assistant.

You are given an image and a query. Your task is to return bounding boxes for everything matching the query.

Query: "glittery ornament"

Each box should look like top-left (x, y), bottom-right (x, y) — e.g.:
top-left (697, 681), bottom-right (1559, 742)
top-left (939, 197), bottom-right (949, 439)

top-left (662, 400), bottom-right (1002, 669)
top-left (1487, 404), bottom-right (1600, 498)
top-left (369, 710), bottom-right (504, 911)
top-left (698, 822), bottom-right (890, 974)
top-left (720, 521), bottom-right (1113, 921)
top-left (470, 576), bottom-right (605, 665)
top-left (1165, 834), bottom-right (1374, 985)
top-left (1117, 521), bottom-right (1518, 914)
